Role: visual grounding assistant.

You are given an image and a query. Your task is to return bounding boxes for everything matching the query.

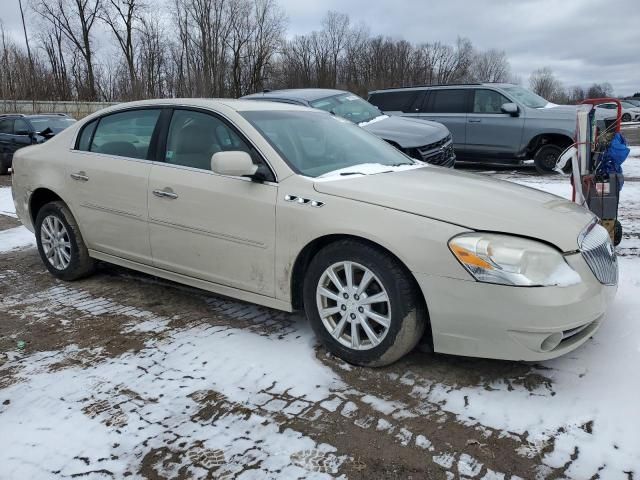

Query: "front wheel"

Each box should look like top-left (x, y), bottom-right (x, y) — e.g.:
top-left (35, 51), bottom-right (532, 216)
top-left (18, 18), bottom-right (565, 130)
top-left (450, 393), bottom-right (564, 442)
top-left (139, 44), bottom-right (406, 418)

top-left (621, 113), bottom-right (631, 122)
top-left (35, 201), bottom-right (95, 281)
top-left (534, 144), bottom-right (562, 175)
top-left (303, 240), bottom-right (426, 367)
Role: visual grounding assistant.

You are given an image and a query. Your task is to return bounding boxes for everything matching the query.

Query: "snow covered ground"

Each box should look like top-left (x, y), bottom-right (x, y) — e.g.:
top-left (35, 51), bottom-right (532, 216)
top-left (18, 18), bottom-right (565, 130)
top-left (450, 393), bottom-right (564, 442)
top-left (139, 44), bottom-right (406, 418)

top-left (1, 148), bottom-right (639, 479)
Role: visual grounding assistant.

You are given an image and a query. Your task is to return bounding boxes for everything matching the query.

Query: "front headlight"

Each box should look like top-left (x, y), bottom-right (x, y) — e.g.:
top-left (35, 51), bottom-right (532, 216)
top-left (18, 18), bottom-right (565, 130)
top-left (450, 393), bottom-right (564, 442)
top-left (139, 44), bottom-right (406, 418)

top-left (448, 233), bottom-right (581, 287)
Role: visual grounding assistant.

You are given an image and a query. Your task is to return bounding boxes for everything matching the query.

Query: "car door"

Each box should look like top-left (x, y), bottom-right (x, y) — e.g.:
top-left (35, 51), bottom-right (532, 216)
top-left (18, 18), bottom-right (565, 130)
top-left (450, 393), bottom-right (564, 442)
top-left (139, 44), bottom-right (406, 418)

top-left (0, 118), bottom-right (15, 163)
top-left (65, 108), bottom-right (162, 264)
top-left (147, 108), bottom-right (277, 296)
top-left (465, 88), bottom-right (525, 159)
top-left (415, 89), bottom-right (470, 154)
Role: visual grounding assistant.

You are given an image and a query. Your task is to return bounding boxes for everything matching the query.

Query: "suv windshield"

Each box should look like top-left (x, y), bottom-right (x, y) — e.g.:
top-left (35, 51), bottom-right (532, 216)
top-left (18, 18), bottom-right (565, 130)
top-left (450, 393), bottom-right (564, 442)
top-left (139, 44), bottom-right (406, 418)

top-left (310, 93), bottom-right (384, 125)
top-left (29, 116), bottom-right (76, 133)
top-left (502, 86), bottom-right (549, 109)
top-left (241, 110), bottom-right (414, 177)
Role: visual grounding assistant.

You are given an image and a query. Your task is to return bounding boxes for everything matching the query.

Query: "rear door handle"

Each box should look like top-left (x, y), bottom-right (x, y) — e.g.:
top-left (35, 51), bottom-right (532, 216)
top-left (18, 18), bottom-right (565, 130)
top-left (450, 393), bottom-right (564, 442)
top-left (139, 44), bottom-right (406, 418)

top-left (468, 119), bottom-right (482, 123)
top-left (70, 171), bottom-right (89, 181)
top-left (152, 188), bottom-right (178, 199)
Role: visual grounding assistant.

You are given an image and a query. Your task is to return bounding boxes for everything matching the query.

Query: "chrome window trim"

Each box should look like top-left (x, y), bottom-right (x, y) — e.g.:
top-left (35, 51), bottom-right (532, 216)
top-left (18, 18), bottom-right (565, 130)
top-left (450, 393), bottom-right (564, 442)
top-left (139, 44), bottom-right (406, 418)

top-left (68, 103), bottom-right (280, 183)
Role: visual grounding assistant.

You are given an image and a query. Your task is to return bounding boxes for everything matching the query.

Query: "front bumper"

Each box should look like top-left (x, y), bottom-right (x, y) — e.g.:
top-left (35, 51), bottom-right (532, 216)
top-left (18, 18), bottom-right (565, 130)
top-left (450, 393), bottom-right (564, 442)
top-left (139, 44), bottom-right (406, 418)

top-left (415, 253), bottom-right (616, 361)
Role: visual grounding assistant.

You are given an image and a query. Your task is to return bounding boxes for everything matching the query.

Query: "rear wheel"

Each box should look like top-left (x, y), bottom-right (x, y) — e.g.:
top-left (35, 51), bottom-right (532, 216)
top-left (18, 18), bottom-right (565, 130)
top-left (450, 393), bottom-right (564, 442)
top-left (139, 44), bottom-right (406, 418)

top-left (303, 240), bottom-right (426, 367)
top-left (0, 155), bottom-right (8, 175)
top-left (534, 144), bottom-right (562, 175)
top-left (35, 201), bottom-right (95, 281)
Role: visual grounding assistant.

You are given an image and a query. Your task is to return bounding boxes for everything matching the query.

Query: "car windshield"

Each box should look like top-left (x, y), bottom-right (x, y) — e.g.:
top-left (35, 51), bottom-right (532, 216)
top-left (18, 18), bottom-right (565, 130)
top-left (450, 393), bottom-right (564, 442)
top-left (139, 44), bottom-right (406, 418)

top-left (29, 116), bottom-right (76, 133)
top-left (241, 110), bottom-right (415, 177)
top-left (502, 86), bottom-right (549, 109)
top-left (621, 101), bottom-right (636, 108)
top-left (309, 93), bottom-right (384, 125)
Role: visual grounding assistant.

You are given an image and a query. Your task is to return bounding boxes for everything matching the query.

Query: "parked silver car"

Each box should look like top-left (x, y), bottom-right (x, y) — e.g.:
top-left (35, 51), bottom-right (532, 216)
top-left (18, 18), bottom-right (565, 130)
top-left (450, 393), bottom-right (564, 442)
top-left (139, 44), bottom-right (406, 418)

top-left (242, 89), bottom-right (456, 167)
top-left (368, 83), bottom-right (578, 174)
top-left (12, 99), bottom-right (617, 366)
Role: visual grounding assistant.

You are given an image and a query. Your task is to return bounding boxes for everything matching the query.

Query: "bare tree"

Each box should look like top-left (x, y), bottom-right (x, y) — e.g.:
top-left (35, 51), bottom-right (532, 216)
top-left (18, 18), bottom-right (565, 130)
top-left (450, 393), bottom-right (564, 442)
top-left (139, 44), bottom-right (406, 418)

top-left (100, 0), bottom-right (146, 99)
top-left (33, 0), bottom-right (102, 100)
top-left (471, 49), bottom-right (510, 83)
top-left (587, 82), bottom-right (613, 99)
top-left (529, 67), bottom-right (563, 101)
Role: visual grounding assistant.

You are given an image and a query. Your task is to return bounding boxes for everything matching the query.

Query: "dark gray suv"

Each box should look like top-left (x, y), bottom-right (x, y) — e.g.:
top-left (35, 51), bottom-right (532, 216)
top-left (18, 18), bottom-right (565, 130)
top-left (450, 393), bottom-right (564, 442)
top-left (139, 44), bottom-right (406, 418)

top-left (242, 89), bottom-right (456, 167)
top-left (0, 113), bottom-right (76, 174)
top-left (368, 83), bottom-right (577, 173)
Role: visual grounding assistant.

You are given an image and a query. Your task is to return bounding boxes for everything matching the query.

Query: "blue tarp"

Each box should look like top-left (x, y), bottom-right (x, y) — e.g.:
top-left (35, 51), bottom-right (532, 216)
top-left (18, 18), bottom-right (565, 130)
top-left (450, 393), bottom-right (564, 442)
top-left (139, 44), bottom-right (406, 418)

top-left (597, 133), bottom-right (630, 189)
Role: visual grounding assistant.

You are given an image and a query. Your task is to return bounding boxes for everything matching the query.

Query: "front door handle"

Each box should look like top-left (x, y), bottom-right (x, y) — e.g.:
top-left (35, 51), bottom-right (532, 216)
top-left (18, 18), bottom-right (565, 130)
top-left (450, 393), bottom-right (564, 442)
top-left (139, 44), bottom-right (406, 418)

top-left (70, 171), bottom-right (89, 181)
top-left (152, 188), bottom-right (178, 199)
top-left (468, 119), bottom-right (482, 123)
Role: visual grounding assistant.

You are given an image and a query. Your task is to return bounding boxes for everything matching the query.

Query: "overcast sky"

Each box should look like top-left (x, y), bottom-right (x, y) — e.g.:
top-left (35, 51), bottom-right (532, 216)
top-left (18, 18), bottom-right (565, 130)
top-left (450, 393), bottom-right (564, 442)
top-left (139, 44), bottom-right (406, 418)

top-left (1, 0), bottom-right (639, 95)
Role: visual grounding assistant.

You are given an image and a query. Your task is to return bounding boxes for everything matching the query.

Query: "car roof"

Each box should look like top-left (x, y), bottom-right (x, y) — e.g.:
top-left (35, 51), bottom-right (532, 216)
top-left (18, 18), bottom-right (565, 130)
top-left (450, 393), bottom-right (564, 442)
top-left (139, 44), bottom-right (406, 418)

top-left (369, 83), bottom-right (516, 94)
top-left (242, 89), bottom-right (348, 102)
top-left (94, 98), bottom-right (317, 114)
top-left (0, 113), bottom-right (72, 119)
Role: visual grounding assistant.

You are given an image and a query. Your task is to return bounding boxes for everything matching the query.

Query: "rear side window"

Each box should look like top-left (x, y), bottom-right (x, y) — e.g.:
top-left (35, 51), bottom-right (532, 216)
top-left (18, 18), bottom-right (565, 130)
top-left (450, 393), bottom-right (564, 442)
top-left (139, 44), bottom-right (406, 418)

top-left (368, 91), bottom-right (419, 112)
top-left (77, 119), bottom-right (98, 151)
top-left (14, 118), bottom-right (31, 135)
top-left (88, 109), bottom-right (161, 159)
top-left (0, 119), bottom-right (13, 134)
top-left (423, 89), bottom-right (469, 113)
top-left (472, 89), bottom-right (511, 114)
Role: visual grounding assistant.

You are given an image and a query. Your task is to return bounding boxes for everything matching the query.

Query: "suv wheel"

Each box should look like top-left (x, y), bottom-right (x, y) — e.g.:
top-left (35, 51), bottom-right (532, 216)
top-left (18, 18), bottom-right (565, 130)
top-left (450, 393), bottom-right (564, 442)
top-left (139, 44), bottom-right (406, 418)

top-left (303, 240), bottom-right (426, 367)
top-left (534, 144), bottom-right (562, 174)
top-left (0, 155), bottom-right (8, 175)
top-left (35, 201), bottom-right (95, 281)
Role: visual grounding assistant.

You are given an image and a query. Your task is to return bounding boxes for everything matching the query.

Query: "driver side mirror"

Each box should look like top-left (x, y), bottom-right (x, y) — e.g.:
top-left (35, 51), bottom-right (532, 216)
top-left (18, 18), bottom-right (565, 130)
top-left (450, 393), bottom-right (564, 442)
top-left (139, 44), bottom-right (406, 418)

top-left (501, 102), bottom-right (519, 116)
top-left (211, 151), bottom-right (258, 178)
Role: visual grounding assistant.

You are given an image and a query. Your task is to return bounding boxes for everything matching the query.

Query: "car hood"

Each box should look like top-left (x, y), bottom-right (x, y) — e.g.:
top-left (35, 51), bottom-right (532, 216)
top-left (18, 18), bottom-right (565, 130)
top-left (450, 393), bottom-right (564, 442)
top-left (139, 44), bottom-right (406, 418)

top-left (313, 167), bottom-right (594, 252)
top-left (360, 115), bottom-right (449, 149)
top-left (529, 104), bottom-right (579, 120)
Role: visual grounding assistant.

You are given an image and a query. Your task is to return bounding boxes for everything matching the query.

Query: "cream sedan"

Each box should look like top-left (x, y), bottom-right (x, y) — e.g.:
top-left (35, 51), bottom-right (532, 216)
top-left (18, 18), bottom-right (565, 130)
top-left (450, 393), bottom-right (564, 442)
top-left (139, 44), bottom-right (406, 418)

top-left (11, 99), bottom-right (617, 366)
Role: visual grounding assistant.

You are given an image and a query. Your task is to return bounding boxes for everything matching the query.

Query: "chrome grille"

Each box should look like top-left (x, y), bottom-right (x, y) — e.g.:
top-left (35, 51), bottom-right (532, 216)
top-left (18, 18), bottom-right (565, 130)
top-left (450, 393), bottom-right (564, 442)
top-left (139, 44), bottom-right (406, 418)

top-left (579, 223), bottom-right (618, 285)
top-left (412, 135), bottom-right (455, 166)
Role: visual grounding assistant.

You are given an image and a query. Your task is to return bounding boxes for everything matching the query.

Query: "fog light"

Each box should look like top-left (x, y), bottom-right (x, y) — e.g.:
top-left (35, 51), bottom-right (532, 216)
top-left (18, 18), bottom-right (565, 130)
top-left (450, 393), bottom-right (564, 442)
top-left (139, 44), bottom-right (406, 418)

top-left (540, 332), bottom-right (563, 352)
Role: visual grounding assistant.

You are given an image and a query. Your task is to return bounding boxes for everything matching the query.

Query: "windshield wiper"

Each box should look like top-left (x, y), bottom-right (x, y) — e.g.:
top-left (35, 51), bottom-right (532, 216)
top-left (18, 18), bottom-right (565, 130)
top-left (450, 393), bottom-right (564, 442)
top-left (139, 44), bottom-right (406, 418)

top-left (340, 171), bottom-right (365, 176)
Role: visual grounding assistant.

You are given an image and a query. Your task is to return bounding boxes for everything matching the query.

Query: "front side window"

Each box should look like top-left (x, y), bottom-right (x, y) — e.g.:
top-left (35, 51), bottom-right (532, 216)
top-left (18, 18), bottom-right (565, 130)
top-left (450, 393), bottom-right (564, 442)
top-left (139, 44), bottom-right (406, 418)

top-left (473, 89), bottom-right (511, 114)
top-left (13, 119), bottom-right (31, 135)
top-left (165, 109), bottom-right (265, 174)
top-left (424, 89), bottom-right (469, 113)
top-left (241, 110), bottom-right (415, 178)
top-left (89, 109), bottom-right (161, 159)
top-left (310, 93), bottom-right (384, 125)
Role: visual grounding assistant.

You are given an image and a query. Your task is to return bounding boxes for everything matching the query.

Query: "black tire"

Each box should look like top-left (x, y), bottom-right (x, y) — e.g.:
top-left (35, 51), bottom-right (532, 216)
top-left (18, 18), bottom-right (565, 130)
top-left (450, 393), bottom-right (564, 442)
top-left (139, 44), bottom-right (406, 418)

top-left (303, 240), bottom-right (426, 367)
top-left (0, 156), bottom-right (8, 175)
top-left (534, 144), bottom-right (563, 175)
top-left (621, 113), bottom-right (631, 122)
top-left (614, 220), bottom-right (622, 246)
top-left (35, 201), bottom-right (95, 281)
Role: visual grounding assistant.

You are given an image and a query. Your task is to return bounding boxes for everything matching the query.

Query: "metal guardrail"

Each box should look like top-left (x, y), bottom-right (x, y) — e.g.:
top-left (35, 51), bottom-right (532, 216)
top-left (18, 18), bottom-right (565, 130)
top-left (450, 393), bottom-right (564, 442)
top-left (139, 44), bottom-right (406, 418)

top-left (0, 100), bottom-right (118, 119)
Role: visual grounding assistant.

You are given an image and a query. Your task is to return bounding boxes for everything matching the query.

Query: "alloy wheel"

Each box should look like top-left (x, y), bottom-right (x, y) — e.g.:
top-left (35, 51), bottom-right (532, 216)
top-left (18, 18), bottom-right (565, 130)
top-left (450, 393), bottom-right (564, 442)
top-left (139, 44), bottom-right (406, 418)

top-left (40, 215), bottom-right (72, 270)
top-left (316, 261), bottom-right (391, 350)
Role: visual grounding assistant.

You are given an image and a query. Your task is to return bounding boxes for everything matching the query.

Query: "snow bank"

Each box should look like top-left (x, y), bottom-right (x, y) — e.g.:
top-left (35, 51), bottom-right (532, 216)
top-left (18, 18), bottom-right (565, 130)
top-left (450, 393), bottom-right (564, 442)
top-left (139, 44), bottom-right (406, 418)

top-left (0, 226), bottom-right (35, 253)
top-left (0, 321), bottom-right (345, 478)
top-left (0, 187), bottom-right (17, 217)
